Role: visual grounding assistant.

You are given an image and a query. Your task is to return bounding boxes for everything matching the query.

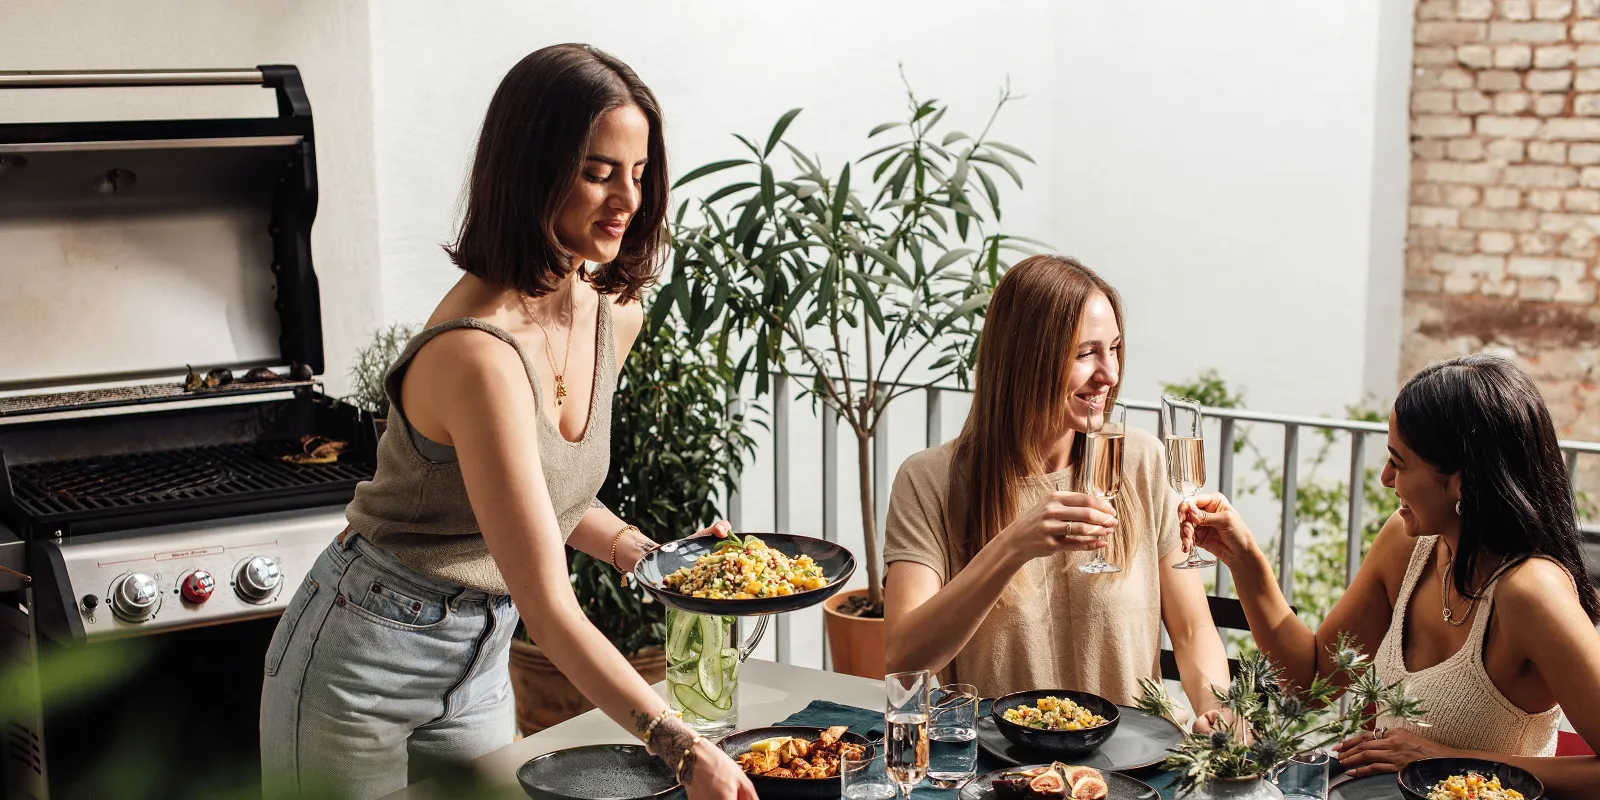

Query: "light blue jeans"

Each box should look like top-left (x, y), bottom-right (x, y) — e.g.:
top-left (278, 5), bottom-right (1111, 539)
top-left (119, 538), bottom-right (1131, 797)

top-left (260, 532), bottom-right (519, 799)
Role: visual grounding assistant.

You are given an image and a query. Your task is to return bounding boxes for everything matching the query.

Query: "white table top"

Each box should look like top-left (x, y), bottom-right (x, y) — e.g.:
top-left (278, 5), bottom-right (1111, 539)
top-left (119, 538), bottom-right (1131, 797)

top-left (384, 659), bottom-right (884, 799)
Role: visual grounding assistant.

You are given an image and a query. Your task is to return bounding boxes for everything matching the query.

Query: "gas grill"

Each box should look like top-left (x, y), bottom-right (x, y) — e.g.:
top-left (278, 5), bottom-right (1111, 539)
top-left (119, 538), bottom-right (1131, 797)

top-left (0, 66), bottom-right (375, 798)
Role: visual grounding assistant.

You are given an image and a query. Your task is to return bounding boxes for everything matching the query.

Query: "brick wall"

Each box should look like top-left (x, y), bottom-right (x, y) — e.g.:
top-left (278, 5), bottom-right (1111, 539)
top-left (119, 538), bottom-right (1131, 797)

top-left (1405, 0), bottom-right (1600, 503)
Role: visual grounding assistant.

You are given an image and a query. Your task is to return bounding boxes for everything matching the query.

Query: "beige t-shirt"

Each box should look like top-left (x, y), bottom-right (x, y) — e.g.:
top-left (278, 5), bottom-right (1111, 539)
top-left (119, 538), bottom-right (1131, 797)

top-left (883, 427), bottom-right (1181, 703)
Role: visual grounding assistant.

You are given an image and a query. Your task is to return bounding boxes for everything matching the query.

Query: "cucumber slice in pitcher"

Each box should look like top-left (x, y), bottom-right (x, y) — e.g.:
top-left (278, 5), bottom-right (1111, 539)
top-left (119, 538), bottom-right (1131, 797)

top-left (666, 611), bottom-right (695, 661)
top-left (696, 616), bottom-right (725, 698)
top-left (673, 683), bottom-right (729, 721)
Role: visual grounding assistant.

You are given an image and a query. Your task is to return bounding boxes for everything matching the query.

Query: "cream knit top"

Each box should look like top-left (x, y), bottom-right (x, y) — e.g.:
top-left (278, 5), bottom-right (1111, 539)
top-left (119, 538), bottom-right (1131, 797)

top-left (1374, 535), bottom-right (1562, 757)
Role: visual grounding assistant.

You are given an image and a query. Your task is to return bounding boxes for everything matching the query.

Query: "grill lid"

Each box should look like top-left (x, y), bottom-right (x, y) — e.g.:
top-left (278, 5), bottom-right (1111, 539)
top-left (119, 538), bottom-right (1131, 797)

top-left (0, 66), bottom-right (323, 396)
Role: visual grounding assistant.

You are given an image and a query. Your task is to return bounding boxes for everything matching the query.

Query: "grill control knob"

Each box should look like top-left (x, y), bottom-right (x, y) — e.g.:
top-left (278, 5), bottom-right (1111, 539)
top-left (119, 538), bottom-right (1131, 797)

top-left (235, 557), bottom-right (281, 602)
top-left (110, 573), bottom-right (160, 622)
top-left (181, 570), bottom-right (216, 604)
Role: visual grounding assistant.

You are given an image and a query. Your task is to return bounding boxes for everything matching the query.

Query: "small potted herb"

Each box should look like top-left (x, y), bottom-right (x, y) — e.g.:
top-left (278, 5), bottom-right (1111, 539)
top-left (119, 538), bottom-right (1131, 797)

top-left (1138, 635), bottom-right (1425, 799)
top-left (345, 322), bottom-right (420, 432)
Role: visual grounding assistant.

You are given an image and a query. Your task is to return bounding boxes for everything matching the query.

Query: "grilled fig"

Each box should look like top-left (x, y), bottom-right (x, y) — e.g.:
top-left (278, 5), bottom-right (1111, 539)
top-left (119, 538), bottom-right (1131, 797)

top-left (290, 362), bottom-right (313, 381)
top-left (243, 367), bottom-right (281, 383)
top-left (1029, 767), bottom-right (1067, 799)
top-left (204, 368), bottom-right (232, 388)
top-left (1071, 776), bottom-right (1108, 800)
top-left (183, 365), bottom-right (203, 392)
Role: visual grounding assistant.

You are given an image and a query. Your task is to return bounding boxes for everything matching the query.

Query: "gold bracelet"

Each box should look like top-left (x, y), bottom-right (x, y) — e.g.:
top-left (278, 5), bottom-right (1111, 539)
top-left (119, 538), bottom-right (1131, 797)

top-left (642, 707), bottom-right (677, 745)
top-left (609, 524), bottom-right (640, 573)
top-left (675, 733), bottom-right (705, 783)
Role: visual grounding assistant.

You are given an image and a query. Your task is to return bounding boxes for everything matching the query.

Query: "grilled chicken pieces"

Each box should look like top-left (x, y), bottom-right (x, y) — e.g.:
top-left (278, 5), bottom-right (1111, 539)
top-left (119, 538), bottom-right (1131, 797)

top-left (735, 726), bottom-right (864, 780)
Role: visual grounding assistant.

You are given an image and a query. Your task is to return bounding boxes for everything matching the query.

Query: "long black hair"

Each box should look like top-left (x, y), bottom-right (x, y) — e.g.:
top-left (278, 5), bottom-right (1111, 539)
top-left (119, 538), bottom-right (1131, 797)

top-left (1393, 353), bottom-right (1600, 624)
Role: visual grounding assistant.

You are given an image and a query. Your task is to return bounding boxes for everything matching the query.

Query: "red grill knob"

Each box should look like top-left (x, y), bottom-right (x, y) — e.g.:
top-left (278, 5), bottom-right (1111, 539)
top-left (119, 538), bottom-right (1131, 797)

top-left (181, 570), bottom-right (216, 604)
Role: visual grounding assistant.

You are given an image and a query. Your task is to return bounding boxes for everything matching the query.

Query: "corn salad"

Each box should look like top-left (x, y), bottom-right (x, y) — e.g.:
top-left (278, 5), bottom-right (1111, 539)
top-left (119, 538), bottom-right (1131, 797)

top-left (1002, 696), bottom-right (1109, 731)
top-left (662, 535), bottom-right (826, 599)
top-left (1427, 773), bottom-right (1524, 800)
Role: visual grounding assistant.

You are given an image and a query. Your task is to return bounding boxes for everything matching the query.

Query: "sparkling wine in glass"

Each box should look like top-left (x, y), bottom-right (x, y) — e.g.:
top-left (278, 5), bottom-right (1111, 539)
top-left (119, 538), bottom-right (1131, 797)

top-left (1079, 402), bottom-right (1125, 575)
top-left (1163, 394), bottom-right (1216, 569)
top-left (884, 670), bottom-right (930, 799)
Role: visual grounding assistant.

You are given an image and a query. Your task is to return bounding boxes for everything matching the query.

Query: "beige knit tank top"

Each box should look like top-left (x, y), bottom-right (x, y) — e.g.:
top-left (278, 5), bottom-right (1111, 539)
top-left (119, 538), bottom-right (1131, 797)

top-left (1374, 535), bottom-right (1562, 757)
top-left (344, 305), bottom-right (615, 595)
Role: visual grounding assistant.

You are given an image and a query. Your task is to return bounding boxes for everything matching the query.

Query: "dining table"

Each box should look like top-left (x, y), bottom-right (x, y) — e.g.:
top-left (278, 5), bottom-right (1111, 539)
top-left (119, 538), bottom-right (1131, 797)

top-left (381, 659), bottom-right (1372, 800)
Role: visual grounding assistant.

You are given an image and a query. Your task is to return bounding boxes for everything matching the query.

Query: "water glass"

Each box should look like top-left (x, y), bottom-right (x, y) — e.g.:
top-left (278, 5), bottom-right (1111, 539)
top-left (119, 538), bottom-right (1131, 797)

top-left (841, 746), bottom-right (897, 800)
top-left (927, 683), bottom-right (978, 789)
top-left (884, 670), bottom-right (931, 799)
top-left (1273, 751), bottom-right (1331, 800)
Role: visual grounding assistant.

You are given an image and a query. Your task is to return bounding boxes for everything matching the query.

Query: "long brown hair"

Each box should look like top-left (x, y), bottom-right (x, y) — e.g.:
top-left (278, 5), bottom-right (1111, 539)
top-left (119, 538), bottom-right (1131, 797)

top-left (444, 43), bottom-right (667, 303)
top-left (948, 255), bottom-right (1139, 569)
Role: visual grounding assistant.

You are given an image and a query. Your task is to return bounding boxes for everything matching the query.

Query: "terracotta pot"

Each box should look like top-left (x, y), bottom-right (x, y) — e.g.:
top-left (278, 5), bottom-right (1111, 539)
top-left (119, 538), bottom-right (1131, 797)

top-left (822, 588), bottom-right (885, 679)
top-left (509, 639), bottom-right (666, 735)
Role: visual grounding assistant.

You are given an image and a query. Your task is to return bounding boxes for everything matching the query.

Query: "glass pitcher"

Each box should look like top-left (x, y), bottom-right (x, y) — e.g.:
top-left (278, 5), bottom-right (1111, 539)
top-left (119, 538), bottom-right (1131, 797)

top-left (664, 607), bottom-right (768, 737)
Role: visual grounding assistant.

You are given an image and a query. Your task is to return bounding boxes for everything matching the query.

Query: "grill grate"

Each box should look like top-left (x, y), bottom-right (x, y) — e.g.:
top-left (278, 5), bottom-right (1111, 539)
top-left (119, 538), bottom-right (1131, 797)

top-left (8, 441), bottom-right (374, 519)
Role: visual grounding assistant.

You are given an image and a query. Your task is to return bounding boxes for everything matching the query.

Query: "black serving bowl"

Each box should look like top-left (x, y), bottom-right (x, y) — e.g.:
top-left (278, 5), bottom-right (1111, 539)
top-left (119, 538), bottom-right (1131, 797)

top-left (517, 744), bottom-right (681, 800)
top-left (1399, 757), bottom-right (1543, 800)
top-left (717, 726), bottom-right (874, 800)
top-left (635, 533), bottom-right (856, 616)
top-left (990, 689), bottom-right (1121, 757)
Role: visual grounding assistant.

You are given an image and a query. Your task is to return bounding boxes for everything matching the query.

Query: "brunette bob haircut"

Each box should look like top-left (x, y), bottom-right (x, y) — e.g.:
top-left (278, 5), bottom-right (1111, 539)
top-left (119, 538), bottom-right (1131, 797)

top-left (444, 43), bottom-right (667, 303)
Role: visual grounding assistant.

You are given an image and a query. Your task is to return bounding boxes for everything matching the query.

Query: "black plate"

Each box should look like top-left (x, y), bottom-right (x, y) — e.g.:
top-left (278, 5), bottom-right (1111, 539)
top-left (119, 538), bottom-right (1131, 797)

top-left (517, 744), bottom-right (682, 800)
top-left (1399, 757), bottom-right (1544, 800)
top-left (635, 533), bottom-right (856, 616)
top-left (959, 765), bottom-right (1159, 800)
top-left (716, 726), bottom-right (873, 800)
top-left (976, 706), bottom-right (1183, 773)
top-left (1330, 773), bottom-right (1401, 800)
top-left (992, 690), bottom-right (1121, 757)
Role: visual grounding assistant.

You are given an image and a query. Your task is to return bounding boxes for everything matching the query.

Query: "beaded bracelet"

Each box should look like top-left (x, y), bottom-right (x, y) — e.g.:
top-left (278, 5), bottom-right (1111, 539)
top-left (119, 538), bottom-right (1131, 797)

top-left (641, 707), bottom-right (677, 746)
top-left (609, 525), bottom-right (640, 573)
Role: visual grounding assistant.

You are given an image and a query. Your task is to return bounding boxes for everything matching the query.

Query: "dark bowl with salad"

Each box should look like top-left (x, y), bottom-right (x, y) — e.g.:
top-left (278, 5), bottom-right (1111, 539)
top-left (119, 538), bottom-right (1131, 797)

top-left (992, 690), bottom-right (1120, 757)
top-left (635, 532), bottom-right (856, 616)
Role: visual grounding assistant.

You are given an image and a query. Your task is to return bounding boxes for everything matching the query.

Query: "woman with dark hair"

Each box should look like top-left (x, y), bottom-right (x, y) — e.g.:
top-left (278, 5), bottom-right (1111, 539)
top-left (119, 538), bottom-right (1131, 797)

top-left (259, 44), bottom-right (755, 800)
top-left (883, 255), bottom-right (1232, 722)
top-left (1184, 354), bottom-right (1600, 794)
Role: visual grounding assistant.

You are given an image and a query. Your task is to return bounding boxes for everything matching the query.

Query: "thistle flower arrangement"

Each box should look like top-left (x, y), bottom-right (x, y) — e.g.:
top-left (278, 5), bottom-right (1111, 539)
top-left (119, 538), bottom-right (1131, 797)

top-left (1138, 634), bottom-right (1426, 796)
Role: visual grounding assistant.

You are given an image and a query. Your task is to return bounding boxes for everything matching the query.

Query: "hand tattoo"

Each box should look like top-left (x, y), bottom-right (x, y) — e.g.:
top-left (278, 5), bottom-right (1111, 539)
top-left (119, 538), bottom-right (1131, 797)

top-left (630, 709), bottom-right (653, 735)
top-left (648, 716), bottom-right (697, 781)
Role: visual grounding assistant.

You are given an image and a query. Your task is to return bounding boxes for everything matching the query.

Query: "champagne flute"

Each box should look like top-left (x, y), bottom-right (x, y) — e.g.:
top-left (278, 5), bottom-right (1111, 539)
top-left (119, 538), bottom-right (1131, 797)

top-left (1079, 401), bottom-right (1125, 574)
top-left (884, 670), bottom-right (930, 799)
top-left (1163, 394), bottom-right (1216, 569)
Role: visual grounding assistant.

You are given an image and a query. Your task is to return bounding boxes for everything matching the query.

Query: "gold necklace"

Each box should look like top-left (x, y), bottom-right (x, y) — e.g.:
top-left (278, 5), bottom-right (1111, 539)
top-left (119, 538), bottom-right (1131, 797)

top-left (519, 287), bottom-right (575, 406)
top-left (1440, 546), bottom-right (1510, 627)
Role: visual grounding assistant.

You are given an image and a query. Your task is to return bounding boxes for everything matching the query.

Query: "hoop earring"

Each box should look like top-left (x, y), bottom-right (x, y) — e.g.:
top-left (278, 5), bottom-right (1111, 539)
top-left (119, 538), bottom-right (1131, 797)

top-left (1454, 499), bottom-right (1462, 516)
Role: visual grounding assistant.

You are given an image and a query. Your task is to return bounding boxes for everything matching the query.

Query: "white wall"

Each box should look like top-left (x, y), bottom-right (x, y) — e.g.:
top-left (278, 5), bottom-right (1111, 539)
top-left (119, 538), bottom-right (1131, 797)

top-left (0, 0), bottom-right (382, 398)
top-left (1, 0), bottom-right (1415, 668)
top-left (366, 0), bottom-right (1415, 667)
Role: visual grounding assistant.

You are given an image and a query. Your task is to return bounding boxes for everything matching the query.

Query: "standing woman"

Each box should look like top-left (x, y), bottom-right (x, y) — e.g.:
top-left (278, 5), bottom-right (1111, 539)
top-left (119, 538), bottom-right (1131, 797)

top-left (883, 255), bottom-right (1231, 721)
top-left (260, 44), bottom-right (756, 800)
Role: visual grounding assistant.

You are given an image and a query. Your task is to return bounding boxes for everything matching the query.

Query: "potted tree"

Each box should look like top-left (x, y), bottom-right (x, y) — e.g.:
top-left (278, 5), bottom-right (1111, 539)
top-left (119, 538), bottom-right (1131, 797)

top-left (345, 322), bottom-right (420, 433)
top-left (509, 312), bottom-right (755, 734)
top-left (655, 78), bottom-right (1039, 677)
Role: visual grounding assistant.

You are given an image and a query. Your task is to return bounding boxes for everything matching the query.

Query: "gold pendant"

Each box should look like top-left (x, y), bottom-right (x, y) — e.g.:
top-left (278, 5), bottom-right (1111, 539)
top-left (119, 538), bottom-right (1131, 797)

top-left (554, 376), bottom-right (567, 406)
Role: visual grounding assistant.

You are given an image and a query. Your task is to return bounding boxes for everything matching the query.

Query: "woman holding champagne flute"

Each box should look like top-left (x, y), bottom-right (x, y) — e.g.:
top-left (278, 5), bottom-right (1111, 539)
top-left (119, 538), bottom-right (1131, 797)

top-left (1181, 354), bottom-right (1600, 795)
top-left (882, 255), bottom-right (1231, 725)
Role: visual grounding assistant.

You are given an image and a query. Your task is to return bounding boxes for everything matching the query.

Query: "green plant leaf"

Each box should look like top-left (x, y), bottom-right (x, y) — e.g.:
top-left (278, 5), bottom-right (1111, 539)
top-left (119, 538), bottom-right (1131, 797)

top-left (702, 181), bottom-right (758, 206)
top-left (674, 159), bottom-right (751, 189)
top-left (831, 162), bottom-right (851, 231)
top-left (848, 271), bottom-right (886, 332)
top-left (868, 121), bottom-right (902, 137)
top-left (765, 108), bottom-right (803, 156)
top-left (976, 167), bottom-right (1002, 221)
top-left (970, 152), bottom-right (1022, 187)
top-left (983, 140), bottom-right (1036, 163)
top-left (760, 163), bottom-right (777, 215)
top-left (942, 131), bottom-right (970, 146)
